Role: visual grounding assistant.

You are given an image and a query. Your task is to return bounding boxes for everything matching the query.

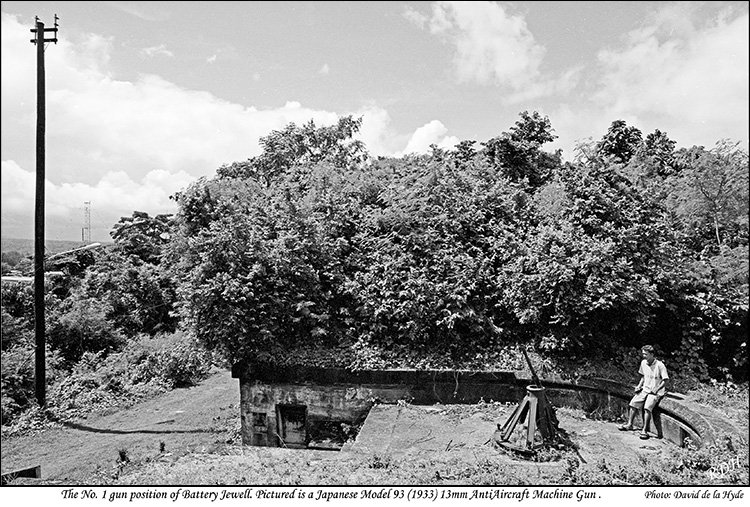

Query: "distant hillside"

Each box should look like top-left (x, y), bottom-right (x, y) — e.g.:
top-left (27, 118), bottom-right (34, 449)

top-left (1, 237), bottom-right (110, 256)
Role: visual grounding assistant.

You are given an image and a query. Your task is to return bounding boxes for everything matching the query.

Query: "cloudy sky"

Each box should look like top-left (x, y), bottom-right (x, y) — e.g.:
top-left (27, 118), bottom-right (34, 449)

top-left (2, 1), bottom-right (748, 242)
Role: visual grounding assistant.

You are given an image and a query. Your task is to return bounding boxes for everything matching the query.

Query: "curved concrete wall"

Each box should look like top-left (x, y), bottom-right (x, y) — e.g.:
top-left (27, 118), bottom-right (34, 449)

top-left (563, 377), bottom-right (741, 449)
top-left (232, 362), bottom-right (740, 449)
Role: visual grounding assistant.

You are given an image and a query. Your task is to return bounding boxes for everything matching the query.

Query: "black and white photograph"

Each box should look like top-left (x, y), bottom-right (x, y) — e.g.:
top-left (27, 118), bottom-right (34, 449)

top-left (1, 1), bottom-right (748, 503)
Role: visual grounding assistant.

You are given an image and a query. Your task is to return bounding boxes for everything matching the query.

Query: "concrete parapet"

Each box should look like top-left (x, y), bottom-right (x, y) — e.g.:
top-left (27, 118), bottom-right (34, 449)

top-left (232, 362), bottom-right (742, 450)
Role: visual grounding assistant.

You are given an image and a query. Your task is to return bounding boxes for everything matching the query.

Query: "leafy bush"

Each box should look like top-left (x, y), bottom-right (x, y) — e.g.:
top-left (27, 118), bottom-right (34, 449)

top-left (74, 254), bottom-right (179, 338)
top-left (127, 333), bottom-right (215, 388)
top-left (0, 344), bottom-right (65, 425)
top-left (47, 297), bottom-right (126, 364)
top-left (168, 114), bottom-right (747, 378)
top-left (1, 282), bottom-right (35, 330)
top-left (1, 307), bottom-right (32, 351)
top-left (2, 331), bottom-right (214, 431)
top-left (50, 332), bottom-right (214, 419)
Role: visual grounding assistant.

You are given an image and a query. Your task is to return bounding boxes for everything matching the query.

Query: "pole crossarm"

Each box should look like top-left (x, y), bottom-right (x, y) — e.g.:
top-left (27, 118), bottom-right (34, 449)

top-left (30, 14), bottom-right (58, 44)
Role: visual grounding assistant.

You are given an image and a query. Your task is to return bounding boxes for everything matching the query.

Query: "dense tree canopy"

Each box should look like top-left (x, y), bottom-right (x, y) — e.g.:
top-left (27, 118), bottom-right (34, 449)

top-left (111, 211), bottom-right (174, 264)
top-left (2, 109), bottom-right (745, 394)
top-left (596, 120), bottom-right (644, 164)
top-left (480, 110), bottom-right (560, 187)
top-left (215, 115), bottom-right (368, 185)
top-left (2, 110), bottom-right (745, 429)
top-left (164, 111), bottom-right (747, 380)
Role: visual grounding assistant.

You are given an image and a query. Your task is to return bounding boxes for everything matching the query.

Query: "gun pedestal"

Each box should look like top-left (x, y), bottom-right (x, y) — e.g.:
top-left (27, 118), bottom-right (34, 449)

top-left (494, 349), bottom-right (559, 456)
top-left (494, 384), bottom-right (558, 455)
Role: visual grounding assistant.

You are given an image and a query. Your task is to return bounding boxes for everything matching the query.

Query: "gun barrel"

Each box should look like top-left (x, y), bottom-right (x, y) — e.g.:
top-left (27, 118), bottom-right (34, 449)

top-left (522, 348), bottom-right (542, 387)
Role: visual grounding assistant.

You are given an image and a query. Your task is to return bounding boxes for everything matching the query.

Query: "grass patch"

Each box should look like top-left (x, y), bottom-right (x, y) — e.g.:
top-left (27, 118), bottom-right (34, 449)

top-left (98, 385), bottom-right (747, 486)
top-left (1, 331), bottom-right (215, 438)
top-left (102, 430), bottom-right (748, 486)
top-left (685, 380), bottom-right (749, 434)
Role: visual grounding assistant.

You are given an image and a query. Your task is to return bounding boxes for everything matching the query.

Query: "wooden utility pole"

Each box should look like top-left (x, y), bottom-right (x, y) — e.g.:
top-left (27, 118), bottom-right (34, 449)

top-left (30, 15), bottom-right (58, 407)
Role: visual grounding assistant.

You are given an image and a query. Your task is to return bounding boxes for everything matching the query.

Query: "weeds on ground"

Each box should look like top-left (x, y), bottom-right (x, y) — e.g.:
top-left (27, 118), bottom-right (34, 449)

top-left (105, 388), bottom-right (748, 487)
top-left (1, 331), bottom-right (215, 438)
top-left (112, 447), bottom-right (558, 486)
top-left (28, 434), bottom-right (750, 486)
top-left (87, 444), bottom-right (169, 485)
top-left (563, 434), bottom-right (749, 486)
top-left (685, 380), bottom-right (749, 432)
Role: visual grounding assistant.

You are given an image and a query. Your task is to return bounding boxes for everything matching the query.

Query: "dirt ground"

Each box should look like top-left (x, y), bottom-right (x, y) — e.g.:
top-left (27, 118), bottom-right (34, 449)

top-left (1, 368), bottom-right (242, 483)
top-left (1, 368), bottom-right (672, 484)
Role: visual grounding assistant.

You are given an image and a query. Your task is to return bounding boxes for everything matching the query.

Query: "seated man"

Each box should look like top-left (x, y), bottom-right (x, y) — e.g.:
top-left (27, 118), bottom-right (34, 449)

top-left (618, 344), bottom-right (669, 439)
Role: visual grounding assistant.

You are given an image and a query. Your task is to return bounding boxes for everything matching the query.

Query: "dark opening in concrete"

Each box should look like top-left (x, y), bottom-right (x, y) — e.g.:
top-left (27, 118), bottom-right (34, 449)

top-left (1, 465), bottom-right (41, 485)
top-left (276, 404), bottom-right (307, 448)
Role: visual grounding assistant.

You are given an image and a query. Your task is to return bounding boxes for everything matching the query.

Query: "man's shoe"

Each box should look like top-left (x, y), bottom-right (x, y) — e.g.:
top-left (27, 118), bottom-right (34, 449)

top-left (639, 433), bottom-right (650, 440)
top-left (618, 424), bottom-right (633, 431)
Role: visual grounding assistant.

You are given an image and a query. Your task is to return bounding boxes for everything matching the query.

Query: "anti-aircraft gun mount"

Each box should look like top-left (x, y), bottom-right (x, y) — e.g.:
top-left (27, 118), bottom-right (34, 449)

top-left (493, 348), bottom-right (561, 456)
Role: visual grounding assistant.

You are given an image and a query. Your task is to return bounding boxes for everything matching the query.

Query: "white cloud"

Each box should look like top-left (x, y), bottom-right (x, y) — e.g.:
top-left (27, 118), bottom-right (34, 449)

top-left (0, 12), bottom-right (473, 239)
top-left (141, 44), bottom-right (174, 58)
top-left (344, 105), bottom-right (462, 159)
top-left (319, 63), bottom-right (330, 75)
top-left (0, 160), bottom-right (34, 237)
top-left (207, 54), bottom-right (217, 64)
top-left (545, 4), bottom-right (749, 160)
top-left (422, 1), bottom-right (545, 89)
top-left (398, 120), bottom-right (459, 156)
top-left (352, 106), bottom-right (394, 156)
top-left (407, 1), bottom-right (583, 103)
top-left (402, 6), bottom-right (428, 29)
top-left (503, 65), bottom-right (583, 106)
top-left (1, 159), bottom-right (192, 241)
top-left (0, 13), bottom-right (401, 241)
top-left (1, 14), bottom-right (349, 180)
top-left (0, 160), bottom-right (34, 216)
top-left (593, 5), bottom-right (749, 149)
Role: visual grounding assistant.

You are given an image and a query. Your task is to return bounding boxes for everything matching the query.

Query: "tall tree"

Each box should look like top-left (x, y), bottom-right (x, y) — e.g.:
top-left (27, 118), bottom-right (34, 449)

top-left (596, 120), bottom-right (643, 164)
top-left (642, 129), bottom-right (677, 175)
top-left (217, 115), bottom-right (368, 185)
top-left (671, 140), bottom-right (749, 249)
top-left (509, 110), bottom-right (558, 146)
top-left (481, 111), bottom-right (560, 188)
top-left (111, 211), bottom-right (174, 264)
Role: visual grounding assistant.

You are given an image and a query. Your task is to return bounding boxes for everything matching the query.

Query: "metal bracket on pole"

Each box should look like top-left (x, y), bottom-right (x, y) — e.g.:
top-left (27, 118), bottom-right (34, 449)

top-left (30, 14), bottom-right (58, 44)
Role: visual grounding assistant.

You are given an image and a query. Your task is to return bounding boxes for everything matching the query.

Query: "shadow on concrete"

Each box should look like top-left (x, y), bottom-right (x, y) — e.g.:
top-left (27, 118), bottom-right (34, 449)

top-left (61, 421), bottom-right (221, 435)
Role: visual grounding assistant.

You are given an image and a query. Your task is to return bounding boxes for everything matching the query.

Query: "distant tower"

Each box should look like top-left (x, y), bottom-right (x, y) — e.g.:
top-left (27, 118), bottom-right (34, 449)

top-left (82, 201), bottom-right (91, 242)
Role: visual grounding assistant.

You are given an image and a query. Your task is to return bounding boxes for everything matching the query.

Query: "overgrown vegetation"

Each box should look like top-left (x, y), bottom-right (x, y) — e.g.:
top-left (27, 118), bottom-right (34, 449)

top-left (2, 331), bottom-right (213, 436)
top-left (167, 113), bottom-right (747, 380)
top-left (2, 112), bottom-right (747, 460)
top-left (1, 212), bottom-right (210, 433)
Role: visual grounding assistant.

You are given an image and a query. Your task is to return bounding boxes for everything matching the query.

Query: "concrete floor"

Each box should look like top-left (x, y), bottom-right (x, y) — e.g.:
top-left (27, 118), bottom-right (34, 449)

top-left (346, 403), bottom-right (672, 467)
